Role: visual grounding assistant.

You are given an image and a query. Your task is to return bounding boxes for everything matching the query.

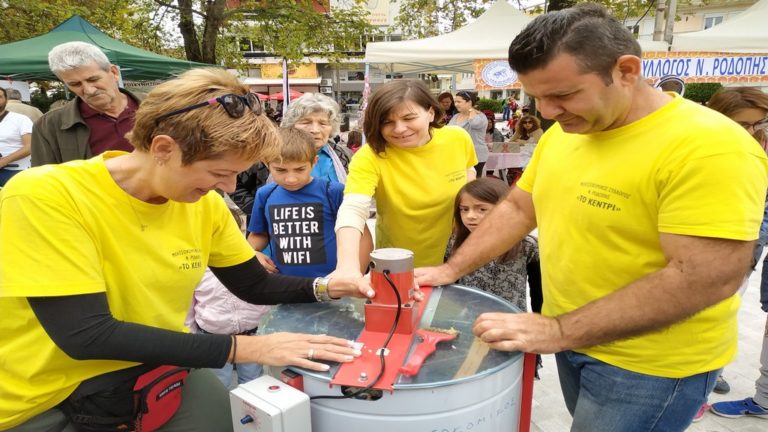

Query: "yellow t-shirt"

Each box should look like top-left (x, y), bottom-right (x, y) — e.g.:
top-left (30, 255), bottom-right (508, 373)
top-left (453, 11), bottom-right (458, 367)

top-left (0, 152), bottom-right (255, 428)
top-left (345, 126), bottom-right (477, 267)
top-left (517, 95), bottom-right (768, 378)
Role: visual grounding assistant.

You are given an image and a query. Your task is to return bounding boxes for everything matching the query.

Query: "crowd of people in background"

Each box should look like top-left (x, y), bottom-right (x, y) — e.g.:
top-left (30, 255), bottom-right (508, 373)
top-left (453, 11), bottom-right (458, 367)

top-left (3, 3), bottom-right (768, 431)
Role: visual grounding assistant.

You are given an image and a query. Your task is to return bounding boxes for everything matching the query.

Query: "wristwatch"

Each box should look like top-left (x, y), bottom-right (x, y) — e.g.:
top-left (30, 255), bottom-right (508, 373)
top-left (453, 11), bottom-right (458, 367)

top-left (313, 276), bottom-right (334, 302)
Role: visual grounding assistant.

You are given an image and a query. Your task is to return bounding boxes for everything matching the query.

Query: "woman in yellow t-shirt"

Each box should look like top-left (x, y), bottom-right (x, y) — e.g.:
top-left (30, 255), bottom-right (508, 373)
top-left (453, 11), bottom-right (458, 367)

top-left (0, 68), bottom-right (372, 431)
top-left (333, 80), bottom-right (478, 272)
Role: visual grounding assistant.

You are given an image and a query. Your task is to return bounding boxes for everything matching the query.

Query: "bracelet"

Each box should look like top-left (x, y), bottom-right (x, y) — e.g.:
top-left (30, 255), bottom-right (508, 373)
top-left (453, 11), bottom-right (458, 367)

top-left (230, 335), bottom-right (238, 364)
top-left (312, 276), bottom-right (334, 302)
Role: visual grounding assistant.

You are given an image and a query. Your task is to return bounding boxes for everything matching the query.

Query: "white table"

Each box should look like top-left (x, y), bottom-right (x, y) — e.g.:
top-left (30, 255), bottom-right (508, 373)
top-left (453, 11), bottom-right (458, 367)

top-left (484, 152), bottom-right (525, 183)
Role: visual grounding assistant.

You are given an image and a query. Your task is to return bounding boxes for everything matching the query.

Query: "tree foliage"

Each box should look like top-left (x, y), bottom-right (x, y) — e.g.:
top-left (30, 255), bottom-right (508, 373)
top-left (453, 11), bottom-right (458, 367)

top-left (395, 0), bottom-right (495, 39)
top-left (153, 0), bottom-right (376, 67)
top-left (684, 82), bottom-right (723, 104)
top-left (394, 0), bottom-right (439, 39)
top-left (477, 98), bottom-right (503, 113)
top-left (392, 0), bottom-right (662, 41)
top-left (0, 0), bottom-right (171, 55)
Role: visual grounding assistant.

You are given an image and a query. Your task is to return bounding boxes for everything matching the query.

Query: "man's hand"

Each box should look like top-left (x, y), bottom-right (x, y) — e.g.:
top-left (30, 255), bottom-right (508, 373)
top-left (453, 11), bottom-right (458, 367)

top-left (414, 263), bottom-right (460, 287)
top-left (473, 312), bottom-right (566, 354)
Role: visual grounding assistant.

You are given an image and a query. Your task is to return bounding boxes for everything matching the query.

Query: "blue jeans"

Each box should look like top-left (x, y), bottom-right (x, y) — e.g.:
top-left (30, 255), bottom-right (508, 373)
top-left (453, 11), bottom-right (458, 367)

top-left (556, 351), bottom-right (719, 432)
top-left (502, 105), bottom-right (510, 121)
top-left (760, 247), bottom-right (768, 312)
top-left (210, 361), bottom-right (263, 389)
top-left (0, 168), bottom-right (21, 187)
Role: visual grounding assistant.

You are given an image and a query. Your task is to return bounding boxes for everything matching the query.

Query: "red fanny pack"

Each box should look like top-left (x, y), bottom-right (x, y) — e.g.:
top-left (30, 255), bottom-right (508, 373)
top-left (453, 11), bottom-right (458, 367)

top-left (133, 366), bottom-right (189, 431)
top-left (62, 365), bottom-right (190, 432)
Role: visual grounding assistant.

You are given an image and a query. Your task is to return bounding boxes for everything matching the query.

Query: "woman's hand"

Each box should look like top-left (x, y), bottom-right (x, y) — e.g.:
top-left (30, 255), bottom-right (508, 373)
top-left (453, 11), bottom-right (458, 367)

top-left (238, 332), bottom-right (361, 372)
top-left (254, 251), bottom-right (278, 273)
top-left (327, 271), bottom-right (424, 302)
top-left (328, 273), bottom-right (375, 299)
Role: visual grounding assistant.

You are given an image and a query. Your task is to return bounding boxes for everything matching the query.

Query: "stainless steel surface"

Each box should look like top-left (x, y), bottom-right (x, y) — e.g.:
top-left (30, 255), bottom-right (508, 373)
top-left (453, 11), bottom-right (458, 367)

top-left (258, 284), bottom-right (522, 388)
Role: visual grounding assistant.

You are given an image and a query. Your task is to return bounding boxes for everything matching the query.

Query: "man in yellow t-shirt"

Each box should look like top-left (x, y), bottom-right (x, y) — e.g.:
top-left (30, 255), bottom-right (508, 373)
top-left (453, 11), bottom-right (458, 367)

top-left (416, 5), bottom-right (768, 431)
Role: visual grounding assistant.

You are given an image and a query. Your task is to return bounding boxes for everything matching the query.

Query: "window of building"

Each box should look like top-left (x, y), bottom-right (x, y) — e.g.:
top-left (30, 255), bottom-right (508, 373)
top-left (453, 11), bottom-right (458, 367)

top-left (704, 15), bottom-right (724, 30)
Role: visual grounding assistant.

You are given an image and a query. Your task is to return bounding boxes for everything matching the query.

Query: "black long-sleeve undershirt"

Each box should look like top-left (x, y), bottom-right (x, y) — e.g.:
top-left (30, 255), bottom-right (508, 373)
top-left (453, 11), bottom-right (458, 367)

top-left (27, 257), bottom-right (316, 367)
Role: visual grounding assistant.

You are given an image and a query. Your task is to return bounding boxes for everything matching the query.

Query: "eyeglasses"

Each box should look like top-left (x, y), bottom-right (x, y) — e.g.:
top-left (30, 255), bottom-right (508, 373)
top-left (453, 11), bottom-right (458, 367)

top-left (737, 117), bottom-right (768, 133)
top-left (154, 93), bottom-right (263, 126)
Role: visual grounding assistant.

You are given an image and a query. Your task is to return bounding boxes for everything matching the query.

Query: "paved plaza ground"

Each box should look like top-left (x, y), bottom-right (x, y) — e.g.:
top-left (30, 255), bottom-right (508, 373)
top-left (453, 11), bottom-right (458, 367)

top-left (530, 259), bottom-right (768, 431)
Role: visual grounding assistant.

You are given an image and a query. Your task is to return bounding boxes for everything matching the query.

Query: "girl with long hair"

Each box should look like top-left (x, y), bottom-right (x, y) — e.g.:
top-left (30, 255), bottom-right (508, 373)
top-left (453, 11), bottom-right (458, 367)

top-left (447, 177), bottom-right (539, 312)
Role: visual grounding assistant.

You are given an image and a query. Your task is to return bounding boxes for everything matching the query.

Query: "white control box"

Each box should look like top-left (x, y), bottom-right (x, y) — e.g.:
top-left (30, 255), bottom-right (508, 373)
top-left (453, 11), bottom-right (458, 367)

top-left (230, 375), bottom-right (311, 432)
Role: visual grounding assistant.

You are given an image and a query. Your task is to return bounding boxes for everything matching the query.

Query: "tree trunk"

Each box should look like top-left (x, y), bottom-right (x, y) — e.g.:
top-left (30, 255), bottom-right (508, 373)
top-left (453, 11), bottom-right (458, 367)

top-left (177, 0), bottom-right (203, 62)
top-left (201, 0), bottom-right (228, 64)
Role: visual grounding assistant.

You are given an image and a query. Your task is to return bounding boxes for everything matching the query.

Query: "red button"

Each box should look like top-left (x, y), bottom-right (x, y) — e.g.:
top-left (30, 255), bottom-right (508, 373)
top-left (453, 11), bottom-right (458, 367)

top-left (268, 385), bottom-right (281, 392)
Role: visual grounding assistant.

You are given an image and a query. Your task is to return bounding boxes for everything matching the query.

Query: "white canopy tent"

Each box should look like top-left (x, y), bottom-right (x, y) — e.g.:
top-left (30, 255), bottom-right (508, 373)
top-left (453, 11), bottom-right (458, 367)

top-left (364, 1), bottom-right (531, 74)
top-left (671, 0), bottom-right (768, 52)
top-left (364, 1), bottom-right (669, 75)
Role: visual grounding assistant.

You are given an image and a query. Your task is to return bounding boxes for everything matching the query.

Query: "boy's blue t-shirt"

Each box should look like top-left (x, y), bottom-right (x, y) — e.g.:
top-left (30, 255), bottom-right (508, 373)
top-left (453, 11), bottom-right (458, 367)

top-left (248, 177), bottom-right (343, 277)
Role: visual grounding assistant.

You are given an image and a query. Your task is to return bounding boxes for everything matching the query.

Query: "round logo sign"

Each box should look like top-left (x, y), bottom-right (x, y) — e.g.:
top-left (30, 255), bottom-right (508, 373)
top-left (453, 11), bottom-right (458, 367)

top-left (481, 61), bottom-right (518, 88)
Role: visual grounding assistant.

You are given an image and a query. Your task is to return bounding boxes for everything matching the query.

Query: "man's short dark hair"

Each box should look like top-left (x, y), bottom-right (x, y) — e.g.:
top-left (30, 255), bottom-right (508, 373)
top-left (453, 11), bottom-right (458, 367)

top-left (508, 3), bottom-right (641, 85)
top-left (0, 87), bottom-right (7, 99)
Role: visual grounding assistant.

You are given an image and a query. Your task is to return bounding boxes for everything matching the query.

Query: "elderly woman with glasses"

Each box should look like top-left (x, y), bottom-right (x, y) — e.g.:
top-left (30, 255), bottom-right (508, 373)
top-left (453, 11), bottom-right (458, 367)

top-left (0, 68), bottom-right (371, 432)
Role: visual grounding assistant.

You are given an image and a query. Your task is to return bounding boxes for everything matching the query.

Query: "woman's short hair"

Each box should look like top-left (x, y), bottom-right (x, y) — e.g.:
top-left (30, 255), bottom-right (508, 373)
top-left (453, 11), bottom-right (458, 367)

top-left (707, 87), bottom-right (768, 118)
top-left (127, 68), bottom-right (279, 165)
top-left (363, 80), bottom-right (444, 154)
top-left (48, 42), bottom-right (112, 75)
top-left (281, 93), bottom-right (342, 138)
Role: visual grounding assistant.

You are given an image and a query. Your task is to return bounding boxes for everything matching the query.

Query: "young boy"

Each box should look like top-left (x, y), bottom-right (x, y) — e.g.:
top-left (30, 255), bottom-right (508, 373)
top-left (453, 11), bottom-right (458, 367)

top-left (248, 127), bottom-right (365, 276)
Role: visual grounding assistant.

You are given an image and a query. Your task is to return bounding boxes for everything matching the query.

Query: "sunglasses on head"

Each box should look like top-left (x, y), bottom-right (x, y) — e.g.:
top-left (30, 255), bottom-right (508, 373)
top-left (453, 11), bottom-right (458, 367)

top-left (154, 93), bottom-right (263, 126)
top-left (738, 117), bottom-right (768, 133)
